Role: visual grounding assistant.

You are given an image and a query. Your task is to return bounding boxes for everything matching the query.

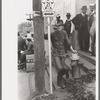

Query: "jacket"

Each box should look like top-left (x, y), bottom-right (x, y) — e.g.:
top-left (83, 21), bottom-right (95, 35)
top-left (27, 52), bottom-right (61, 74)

top-left (44, 30), bottom-right (71, 56)
top-left (72, 13), bottom-right (88, 31)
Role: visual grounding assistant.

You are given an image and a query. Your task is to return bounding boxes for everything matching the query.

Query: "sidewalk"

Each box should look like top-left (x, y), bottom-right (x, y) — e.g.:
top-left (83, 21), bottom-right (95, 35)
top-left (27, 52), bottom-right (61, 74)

top-left (18, 70), bottom-right (35, 100)
top-left (18, 51), bottom-right (96, 100)
top-left (18, 69), bottom-right (50, 100)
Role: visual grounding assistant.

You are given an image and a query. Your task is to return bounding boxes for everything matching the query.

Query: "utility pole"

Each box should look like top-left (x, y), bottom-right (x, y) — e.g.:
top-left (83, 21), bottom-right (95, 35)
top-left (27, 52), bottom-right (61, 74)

top-left (33, 0), bottom-right (45, 95)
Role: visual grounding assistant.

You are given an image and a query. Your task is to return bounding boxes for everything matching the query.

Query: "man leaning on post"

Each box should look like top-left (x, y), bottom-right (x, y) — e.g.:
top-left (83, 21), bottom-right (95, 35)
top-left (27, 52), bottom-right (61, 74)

top-left (44, 22), bottom-right (77, 89)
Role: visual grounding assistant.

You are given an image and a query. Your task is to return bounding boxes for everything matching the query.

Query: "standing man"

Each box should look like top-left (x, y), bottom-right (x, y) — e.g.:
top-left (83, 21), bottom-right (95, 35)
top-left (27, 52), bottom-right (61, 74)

top-left (44, 23), bottom-right (77, 89)
top-left (72, 6), bottom-right (89, 51)
top-left (89, 4), bottom-right (96, 56)
top-left (89, 4), bottom-right (95, 29)
top-left (51, 14), bottom-right (64, 32)
top-left (64, 13), bottom-right (74, 38)
top-left (19, 35), bottom-right (34, 68)
top-left (52, 14), bottom-right (64, 29)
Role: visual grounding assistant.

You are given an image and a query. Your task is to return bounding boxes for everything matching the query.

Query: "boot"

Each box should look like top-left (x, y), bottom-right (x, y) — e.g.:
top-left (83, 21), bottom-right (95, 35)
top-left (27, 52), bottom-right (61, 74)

top-left (57, 69), bottom-right (66, 89)
top-left (91, 45), bottom-right (95, 56)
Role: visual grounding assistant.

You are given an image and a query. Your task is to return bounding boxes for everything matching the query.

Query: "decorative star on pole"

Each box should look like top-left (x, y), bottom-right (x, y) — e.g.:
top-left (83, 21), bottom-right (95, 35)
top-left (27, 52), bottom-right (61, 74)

top-left (42, 0), bottom-right (54, 11)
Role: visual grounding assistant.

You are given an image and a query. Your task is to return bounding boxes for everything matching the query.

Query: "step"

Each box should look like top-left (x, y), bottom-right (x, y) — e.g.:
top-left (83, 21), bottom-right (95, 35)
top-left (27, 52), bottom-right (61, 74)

top-left (65, 57), bottom-right (95, 82)
top-left (78, 51), bottom-right (95, 65)
top-left (65, 56), bottom-right (95, 72)
top-left (79, 57), bottom-right (95, 70)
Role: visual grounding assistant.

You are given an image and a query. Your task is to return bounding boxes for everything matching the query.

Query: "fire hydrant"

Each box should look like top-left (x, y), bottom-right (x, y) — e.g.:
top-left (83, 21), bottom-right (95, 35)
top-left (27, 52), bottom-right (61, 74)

top-left (70, 53), bottom-right (84, 81)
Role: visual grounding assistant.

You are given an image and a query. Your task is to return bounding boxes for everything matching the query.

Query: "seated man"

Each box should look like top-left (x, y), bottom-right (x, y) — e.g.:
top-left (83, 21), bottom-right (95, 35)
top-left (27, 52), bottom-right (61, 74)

top-left (44, 23), bottom-right (77, 89)
top-left (19, 35), bottom-right (34, 68)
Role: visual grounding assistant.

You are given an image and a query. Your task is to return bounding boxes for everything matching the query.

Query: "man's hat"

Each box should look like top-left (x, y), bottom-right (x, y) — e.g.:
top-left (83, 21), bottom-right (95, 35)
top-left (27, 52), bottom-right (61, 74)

top-left (52, 25), bottom-right (59, 29)
top-left (89, 4), bottom-right (94, 7)
top-left (56, 14), bottom-right (60, 18)
top-left (66, 13), bottom-right (71, 17)
top-left (81, 6), bottom-right (87, 10)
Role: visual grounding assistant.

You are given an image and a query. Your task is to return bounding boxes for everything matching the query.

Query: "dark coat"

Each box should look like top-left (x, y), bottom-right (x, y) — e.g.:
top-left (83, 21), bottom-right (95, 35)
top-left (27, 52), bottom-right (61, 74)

top-left (72, 13), bottom-right (89, 51)
top-left (72, 13), bottom-right (89, 32)
top-left (64, 20), bottom-right (71, 37)
top-left (44, 30), bottom-right (71, 55)
top-left (18, 36), bottom-right (26, 52)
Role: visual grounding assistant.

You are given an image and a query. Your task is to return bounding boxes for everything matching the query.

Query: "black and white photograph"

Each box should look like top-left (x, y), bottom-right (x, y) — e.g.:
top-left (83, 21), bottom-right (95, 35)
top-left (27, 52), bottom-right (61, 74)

top-left (2, 0), bottom-right (98, 100)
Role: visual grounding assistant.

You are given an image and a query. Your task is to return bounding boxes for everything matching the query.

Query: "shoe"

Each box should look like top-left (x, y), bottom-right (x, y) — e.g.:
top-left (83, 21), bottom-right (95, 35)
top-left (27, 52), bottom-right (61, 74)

top-left (60, 84), bottom-right (66, 89)
top-left (57, 69), bottom-right (66, 89)
top-left (57, 80), bottom-right (66, 89)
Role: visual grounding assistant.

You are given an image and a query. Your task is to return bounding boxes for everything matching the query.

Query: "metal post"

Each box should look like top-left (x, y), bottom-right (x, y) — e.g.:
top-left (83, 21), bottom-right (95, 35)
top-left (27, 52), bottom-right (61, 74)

top-left (48, 17), bottom-right (53, 94)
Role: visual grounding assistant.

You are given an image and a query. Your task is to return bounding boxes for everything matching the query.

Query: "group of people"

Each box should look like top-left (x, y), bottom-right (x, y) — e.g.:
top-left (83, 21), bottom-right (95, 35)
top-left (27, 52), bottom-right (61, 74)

top-left (52, 4), bottom-right (96, 56)
top-left (18, 32), bottom-right (34, 69)
top-left (44, 4), bottom-right (96, 89)
top-left (18, 4), bottom-right (96, 89)
top-left (73, 4), bottom-right (96, 56)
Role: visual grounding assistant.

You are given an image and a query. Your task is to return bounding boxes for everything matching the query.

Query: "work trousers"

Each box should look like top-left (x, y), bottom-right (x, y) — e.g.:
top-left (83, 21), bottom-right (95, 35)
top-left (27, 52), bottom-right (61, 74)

top-left (53, 55), bottom-right (69, 71)
top-left (53, 55), bottom-right (69, 87)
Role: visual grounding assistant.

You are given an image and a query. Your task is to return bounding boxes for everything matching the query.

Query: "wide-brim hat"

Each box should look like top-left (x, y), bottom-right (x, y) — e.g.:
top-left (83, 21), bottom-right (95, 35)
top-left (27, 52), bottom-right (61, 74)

top-left (66, 13), bottom-right (71, 17)
top-left (70, 53), bottom-right (79, 60)
top-left (81, 6), bottom-right (87, 10)
top-left (52, 25), bottom-right (59, 29)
